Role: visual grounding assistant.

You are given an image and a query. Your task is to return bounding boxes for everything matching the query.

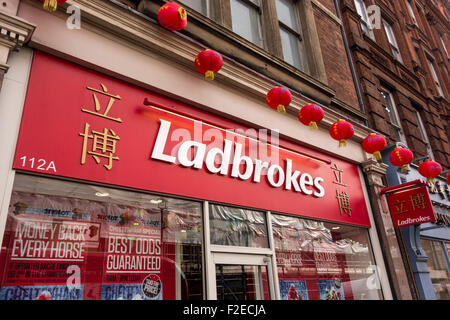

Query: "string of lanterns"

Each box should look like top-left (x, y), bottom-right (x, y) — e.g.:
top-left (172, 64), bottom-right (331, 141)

top-left (160, 2), bottom-right (450, 186)
top-left (40, 2), bottom-right (449, 186)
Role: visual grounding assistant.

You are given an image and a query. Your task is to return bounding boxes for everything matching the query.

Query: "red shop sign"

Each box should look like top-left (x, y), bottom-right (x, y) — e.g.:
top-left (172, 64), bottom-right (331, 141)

top-left (380, 180), bottom-right (436, 228)
top-left (12, 52), bottom-right (371, 227)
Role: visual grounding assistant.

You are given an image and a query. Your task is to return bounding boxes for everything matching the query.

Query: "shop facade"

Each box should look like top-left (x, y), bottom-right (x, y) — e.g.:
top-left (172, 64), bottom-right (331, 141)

top-left (383, 145), bottom-right (450, 300)
top-left (0, 0), bottom-right (407, 300)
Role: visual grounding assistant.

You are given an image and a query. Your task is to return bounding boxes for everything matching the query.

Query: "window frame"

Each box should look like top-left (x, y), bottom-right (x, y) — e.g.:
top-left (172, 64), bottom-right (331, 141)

top-left (406, 0), bottom-right (418, 26)
top-left (426, 56), bottom-right (444, 97)
top-left (380, 88), bottom-right (407, 144)
top-left (275, 0), bottom-right (308, 72)
top-left (177, 0), bottom-right (213, 18)
top-left (229, 0), bottom-right (265, 48)
top-left (383, 19), bottom-right (403, 63)
top-left (414, 109), bottom-right (434, 160)
top-left (354, 0), bottom-right (375, 40)
top-left (440, 35), bottom-right (449, 59)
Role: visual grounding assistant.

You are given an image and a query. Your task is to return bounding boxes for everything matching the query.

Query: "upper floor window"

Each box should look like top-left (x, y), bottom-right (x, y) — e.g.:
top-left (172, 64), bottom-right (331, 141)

top-left (230, 0), bottom-right (264, 47)
top-left (173, 0), bottom-right (323, 77)
top-left (275, 0), bottom-right (306, 71)
top-left (427, 57), bottom-right (444, 97)
top-left (383, 20), bottom-right (403, 63)
top-left (178, 0), bottom-right (213, 18)
top-left (414, 109), bottom-right (434, 159)
top-left (354, 0), bottom-right (375, 40)
top-left (380, 88), bottom-right (407, 144)
top-left (440, 35), bottom-right (449, 59)
top-left (406, 0), bottom-right (418, 26)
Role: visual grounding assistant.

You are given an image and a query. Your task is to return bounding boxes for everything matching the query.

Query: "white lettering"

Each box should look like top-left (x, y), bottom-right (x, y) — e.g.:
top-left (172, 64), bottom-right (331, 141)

top-left (267, 164), bottom-right (285, 188)
top-left (151, 120), bottom-right (176, 163)
top-left (231, 143), bottom-right (254, 180)
top-left (205, 139), bottom-right (233, 175)
top-left (285, 159), bottom-right (301, 192)
top-left (178, 140), bottom-right (206, 169)
top-left (150, 119), bottom-right (327, 198)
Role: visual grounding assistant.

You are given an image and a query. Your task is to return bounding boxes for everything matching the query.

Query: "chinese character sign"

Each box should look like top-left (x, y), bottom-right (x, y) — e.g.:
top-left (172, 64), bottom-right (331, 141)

top-left (385, 185), bottom-right (436, 228)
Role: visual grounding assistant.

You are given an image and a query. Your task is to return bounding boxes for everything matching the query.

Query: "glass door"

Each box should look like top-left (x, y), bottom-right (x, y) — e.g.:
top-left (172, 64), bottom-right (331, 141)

top-left (212, 253), bottom-right (274, 300)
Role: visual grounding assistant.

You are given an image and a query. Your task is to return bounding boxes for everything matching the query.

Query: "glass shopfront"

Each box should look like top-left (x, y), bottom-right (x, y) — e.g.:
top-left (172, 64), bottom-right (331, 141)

top-left (272, 214), bottom-right (382, 300)
top-left (0, 173), bottom-right (384, 300)
top-left (421, 238), bottom-right (450, 300)
top-left (0, 174), bottom-right (204, 300)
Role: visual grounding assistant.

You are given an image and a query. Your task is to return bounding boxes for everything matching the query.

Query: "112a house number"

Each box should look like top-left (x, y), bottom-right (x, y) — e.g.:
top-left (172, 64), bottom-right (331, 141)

top-left (19, 156), bottom-right (57, 172)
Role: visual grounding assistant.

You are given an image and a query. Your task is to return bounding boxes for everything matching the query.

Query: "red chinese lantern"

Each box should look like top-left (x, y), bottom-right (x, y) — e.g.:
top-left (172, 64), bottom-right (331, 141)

top-left (447, 173), bottom-right (450, 185)
top-left (329, 119), bottom-right (354, 147)
top-left (418, 159), bottom-right (442, 184)
top-left (362, 133), bottom-right (387, 162)
top-left (40, 0), bottom-right (67, 11)
top-left (157, 2), bottom-right (188, 31)
top-left (266, 87), bottom-right (292, 114)
top-left (195, 49), bottom-right (223, 81)
top-left (389, 146), bottom-right (413, 172)
top-left (298, 104), bottom-right (324, 130)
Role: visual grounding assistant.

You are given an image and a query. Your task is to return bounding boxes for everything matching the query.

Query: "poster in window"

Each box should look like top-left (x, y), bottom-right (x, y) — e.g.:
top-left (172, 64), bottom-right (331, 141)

top-left (101, 207), bottom-right (166, 300)
top-left (318, 279), bottom-right (345, 300)
top-left (0, 194), bottom-right (99, 300)
top-left (279, 280), bottom-right (309, 300)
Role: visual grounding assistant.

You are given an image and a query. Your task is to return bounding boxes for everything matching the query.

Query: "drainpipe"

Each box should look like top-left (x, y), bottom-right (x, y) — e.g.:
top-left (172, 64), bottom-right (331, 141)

top-left (333, 0), bottom-right (368, 125)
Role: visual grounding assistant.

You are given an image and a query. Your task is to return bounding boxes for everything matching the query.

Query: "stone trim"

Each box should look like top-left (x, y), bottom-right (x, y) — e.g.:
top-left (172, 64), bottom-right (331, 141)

top-left (0, 11), bottom-right (35, 51)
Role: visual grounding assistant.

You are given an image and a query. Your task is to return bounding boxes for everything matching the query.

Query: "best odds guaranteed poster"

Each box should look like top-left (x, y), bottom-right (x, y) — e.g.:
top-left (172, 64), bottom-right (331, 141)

top-left (101, 208), bottom-right (164, 300)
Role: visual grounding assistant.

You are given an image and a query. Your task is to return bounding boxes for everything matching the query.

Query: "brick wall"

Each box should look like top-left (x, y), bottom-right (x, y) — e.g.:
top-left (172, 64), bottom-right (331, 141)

top-left (314, 6), bottom-right (360, 112)
top-left (340, 0), bottom-right (450, 169)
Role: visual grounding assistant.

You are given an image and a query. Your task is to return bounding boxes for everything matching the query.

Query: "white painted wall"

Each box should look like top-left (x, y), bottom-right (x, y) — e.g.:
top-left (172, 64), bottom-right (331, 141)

top-left (0, 47), bottom-right (33, 250)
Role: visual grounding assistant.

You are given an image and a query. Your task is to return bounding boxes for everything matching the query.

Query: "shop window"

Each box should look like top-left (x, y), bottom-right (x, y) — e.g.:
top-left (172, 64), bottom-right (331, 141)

top-left (383, 20), bottom-right (403, 63)
top-left (0, 174), bottom-right (204, 300)
top-left (421, 239), bottom-right (450, 300)
top-left (379, 88), bottom-right (407, 144)
top-left (209, 204), bottom-right (269, 248)
top-left (272, 214), bottom-right (383, 300)
top-left (354, 0), bottom-right (375, 40)
top-left (275, 0), bottom-right (306, 71)
top-left (230, 0), bottom-right (264, 47)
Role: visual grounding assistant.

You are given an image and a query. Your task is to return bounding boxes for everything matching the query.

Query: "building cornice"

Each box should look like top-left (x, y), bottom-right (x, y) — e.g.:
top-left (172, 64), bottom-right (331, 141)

top-left (0, 11), bottom-right (35, 51)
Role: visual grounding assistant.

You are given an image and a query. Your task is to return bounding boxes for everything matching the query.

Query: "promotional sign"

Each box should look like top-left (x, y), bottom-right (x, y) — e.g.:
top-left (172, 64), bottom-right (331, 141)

top-left (0, 193), bottom-right (94, 300)
top-left (12, 51), bottom-right (371, 227)
top-left (381, 180), bottom-right (436, 228)
top-left (0, 191), bottom-right (175, 300)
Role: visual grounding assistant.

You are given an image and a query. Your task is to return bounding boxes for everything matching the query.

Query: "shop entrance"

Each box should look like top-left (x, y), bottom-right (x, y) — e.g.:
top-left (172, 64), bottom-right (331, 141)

top-left (212, 253), bottom-right (274, 300)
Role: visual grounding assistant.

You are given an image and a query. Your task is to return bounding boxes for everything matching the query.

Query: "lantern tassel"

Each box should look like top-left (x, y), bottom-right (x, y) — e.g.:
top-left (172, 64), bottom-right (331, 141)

top-left (339, 139), bottom-right (347, 148)
top-left (400, 164), bottom-right (410, 173)
top-left (205, 71), bottom-right (215, 81)
top-left (429, 178), bottom-right (436, 184)
top-left (43, 0), bottom-right (58, 11)
top-left (178, 7), bottom-right (187, 19)
top-left (277, 105), bottom-right (286, 114)
top-left (309, 121), bottom-right (318, 130)
top-left (373, 151), bottom-right (382, 162)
